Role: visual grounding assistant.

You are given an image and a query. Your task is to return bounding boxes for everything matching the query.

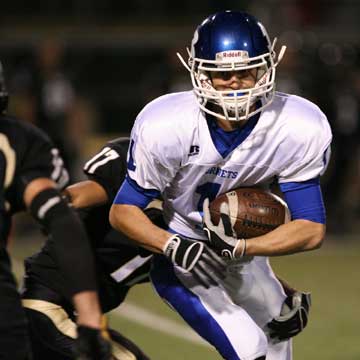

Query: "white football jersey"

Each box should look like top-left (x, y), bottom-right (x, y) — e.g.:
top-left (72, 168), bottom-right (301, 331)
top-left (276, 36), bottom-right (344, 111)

top-left (127, 91), bottom-right (332, 239)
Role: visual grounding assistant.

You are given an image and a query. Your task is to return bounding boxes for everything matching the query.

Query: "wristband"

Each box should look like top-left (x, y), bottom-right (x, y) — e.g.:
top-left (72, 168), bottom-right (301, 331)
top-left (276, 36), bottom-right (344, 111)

top-left (235, 238), bottom-right (246, 258)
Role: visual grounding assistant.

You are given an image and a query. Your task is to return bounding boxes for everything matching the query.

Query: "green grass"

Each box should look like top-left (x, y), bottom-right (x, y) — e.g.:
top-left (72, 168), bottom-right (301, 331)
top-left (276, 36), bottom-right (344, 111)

top-left (10, 231), bottom-right (360, 359)
top-left (271, 242), bottom-right (360, 360)
top-left (109, 314), bottom-right (217, 360)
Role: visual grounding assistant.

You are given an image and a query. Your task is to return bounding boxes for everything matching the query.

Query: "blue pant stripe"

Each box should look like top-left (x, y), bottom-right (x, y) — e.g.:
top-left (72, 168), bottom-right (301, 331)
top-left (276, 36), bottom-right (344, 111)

top-left (150, 255), bottom-right (240, 360)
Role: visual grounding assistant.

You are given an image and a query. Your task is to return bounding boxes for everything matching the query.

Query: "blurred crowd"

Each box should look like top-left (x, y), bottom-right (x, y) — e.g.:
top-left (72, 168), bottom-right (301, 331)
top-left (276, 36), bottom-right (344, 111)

top-left (0, 1), bottom-right (359, 235)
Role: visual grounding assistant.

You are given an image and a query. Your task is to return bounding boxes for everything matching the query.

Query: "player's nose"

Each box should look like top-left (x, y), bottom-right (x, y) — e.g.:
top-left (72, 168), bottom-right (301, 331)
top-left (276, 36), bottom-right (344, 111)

top-left (228, 76), bottom-right (244, 90)
top-left (223, 72), bottom-right (246, 89)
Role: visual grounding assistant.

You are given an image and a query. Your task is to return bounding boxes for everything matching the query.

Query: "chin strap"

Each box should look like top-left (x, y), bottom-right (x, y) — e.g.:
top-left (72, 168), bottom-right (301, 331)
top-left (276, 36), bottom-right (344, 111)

top-left (271, 37), bottom-right (287, 67)
top-left (177, 50), bottom-right (192, 72)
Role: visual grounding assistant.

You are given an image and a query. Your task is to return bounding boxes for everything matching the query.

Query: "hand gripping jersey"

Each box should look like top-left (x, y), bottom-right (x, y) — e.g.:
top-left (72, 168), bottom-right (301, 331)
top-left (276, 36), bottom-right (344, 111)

top-left (126, 91), bottom-right (332, 239)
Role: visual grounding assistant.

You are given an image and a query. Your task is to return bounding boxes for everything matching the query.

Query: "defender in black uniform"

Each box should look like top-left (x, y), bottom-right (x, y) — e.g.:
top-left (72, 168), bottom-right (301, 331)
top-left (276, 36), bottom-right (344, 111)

top-left (0, 61), bottom-right (111, 360)
top-left (22, 136), bottom-right (311, 359)
top-left (23, 137), bottom-right (153, 360)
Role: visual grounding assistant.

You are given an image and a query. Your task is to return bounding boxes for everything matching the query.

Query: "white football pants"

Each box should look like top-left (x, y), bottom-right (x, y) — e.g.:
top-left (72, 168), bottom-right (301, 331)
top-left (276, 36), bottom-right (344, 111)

top-left (151, 255), bottom-right (292, 360)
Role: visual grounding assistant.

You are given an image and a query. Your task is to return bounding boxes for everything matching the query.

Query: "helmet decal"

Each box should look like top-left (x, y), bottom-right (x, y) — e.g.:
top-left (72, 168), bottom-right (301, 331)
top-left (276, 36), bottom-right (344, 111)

top-left (215, 50), bottom-right (249, 64)
top-left (257, 22), bottom-right (271, 49)
top-left (190, 29), bottom-right (199, 58)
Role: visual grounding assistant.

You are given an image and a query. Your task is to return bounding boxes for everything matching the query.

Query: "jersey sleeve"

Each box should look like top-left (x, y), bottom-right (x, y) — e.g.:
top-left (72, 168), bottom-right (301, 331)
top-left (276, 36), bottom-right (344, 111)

top-left (126, 115), bottom-right (182, 194)
top-left (0, 132), bottom-right (15, 192)
top-left (18, 124), bottom-right (69, 192)
top-left (83, 139), bottom-right (128, 201)
top-left (279, 178), bottom-right (326, 224)
top-left (278, 111), bottom-right (332, 183)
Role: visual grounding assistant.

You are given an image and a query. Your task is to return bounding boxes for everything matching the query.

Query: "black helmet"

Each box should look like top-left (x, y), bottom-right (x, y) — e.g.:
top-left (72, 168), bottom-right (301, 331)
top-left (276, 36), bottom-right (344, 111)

top-left (0, 61), bottom-right (9, 113)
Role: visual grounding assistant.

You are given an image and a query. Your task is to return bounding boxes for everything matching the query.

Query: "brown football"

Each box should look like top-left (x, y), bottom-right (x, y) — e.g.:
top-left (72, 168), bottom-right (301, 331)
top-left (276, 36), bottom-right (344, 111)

top-left (209, 188), bottom-right (290, 238)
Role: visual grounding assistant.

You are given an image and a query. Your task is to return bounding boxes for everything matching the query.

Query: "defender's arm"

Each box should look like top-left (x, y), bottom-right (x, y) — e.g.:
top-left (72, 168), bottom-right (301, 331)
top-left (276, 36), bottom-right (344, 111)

top-left (24, 177), bottom-right (102, 329)
top-left (64, 180), bottom-right (108, 209)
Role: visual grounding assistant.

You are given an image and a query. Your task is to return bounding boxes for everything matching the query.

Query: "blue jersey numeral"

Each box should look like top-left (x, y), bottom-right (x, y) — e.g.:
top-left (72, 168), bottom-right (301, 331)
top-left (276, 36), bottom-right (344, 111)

top-left (127, 139), bottom-right (136, 171)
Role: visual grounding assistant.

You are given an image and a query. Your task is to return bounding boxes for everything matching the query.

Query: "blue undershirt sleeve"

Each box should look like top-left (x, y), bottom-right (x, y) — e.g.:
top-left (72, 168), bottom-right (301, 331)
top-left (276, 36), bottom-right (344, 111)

top-left (113, 176), bottom-right (160, 209)
top-left (279, 178), bottom-right (326, 224)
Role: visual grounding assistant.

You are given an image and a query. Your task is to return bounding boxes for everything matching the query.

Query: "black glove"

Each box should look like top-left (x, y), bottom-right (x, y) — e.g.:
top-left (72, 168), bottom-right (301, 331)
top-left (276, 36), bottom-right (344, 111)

top-left (202, 198), bottom-right (245, 259)
top-left (163, 234), bottom-right (227, 288)
top-left (74, 324), bottom-right (112, 360)
top-left (267, 291), bottom-right (312, 341)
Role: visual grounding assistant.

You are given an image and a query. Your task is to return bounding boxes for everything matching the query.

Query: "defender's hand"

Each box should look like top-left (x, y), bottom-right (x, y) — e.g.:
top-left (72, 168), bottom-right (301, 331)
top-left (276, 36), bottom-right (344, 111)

top-left (267, 292), bottom-right (311, 341)
top-left (163, 234), bottom-right (227, 287)
top-left (202, 198), bottom-right (245, 259)
top-left (74, 324), bottom-right (112, 360)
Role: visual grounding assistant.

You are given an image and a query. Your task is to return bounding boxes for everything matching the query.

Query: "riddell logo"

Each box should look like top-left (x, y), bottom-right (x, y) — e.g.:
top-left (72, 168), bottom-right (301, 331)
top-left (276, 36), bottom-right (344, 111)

top-left (257, 72), bottom-right (270, 86)
top-left (200, 77), bottom-right (212, 90)
top-left (224, 51), bottom-right (244, 57)
top-left (216, 50), bottom-right (249, 61)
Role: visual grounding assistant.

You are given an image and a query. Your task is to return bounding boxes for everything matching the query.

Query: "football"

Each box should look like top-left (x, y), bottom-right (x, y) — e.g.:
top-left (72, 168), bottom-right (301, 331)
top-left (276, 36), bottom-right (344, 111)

top-left (209, 188), bottom-right (290, 238)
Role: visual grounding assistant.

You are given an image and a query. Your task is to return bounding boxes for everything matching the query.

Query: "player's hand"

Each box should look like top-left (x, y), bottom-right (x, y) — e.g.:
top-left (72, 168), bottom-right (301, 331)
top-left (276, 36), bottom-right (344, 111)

top-left (74, 324), bottom-right (112, 360)
top-left (202, 198), bottom-right (244, 259)
top-left (163, 234), bottom-right (227, 287)
top-left (267, 291), bottom-right (311, 341)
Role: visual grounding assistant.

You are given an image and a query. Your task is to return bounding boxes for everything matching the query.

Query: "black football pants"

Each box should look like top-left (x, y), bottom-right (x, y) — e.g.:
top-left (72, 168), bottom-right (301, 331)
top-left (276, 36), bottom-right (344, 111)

top-left (0, 248), bottom-right (32, 360)
top-left (22, 280), bottom-right (150, 360)
top-left (24, 306), bottom-right (150, 360)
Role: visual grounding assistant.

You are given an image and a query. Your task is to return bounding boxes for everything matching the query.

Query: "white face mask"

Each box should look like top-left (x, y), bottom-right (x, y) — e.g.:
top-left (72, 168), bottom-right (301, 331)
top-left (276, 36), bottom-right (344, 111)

top-left (178, 39), bottom-right (286, 121)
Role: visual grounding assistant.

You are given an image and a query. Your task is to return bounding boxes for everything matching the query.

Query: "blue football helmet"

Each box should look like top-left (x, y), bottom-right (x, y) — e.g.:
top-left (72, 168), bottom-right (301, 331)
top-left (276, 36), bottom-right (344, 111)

top-left (178, 11), bottom-right (286, 121)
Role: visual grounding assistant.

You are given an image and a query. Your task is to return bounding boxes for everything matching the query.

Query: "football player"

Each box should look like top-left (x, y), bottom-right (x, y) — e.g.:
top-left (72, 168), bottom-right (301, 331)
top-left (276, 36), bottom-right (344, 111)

top-left (22, 137), bottom-right (310, 359)
top-left (21, 137), bottom-right (153, 360)
top-left (109, 10), bottom-right (332, 360)
top-left (0, 61), bottom-right (111, 360)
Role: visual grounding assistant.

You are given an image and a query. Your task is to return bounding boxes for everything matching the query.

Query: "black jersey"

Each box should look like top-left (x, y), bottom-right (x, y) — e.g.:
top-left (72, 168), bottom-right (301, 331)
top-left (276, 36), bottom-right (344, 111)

top-left (24, 137), bottom-right (158, 312)
top-left (83, 137), bottom-right (129, 203)
top-left (0, 115), bottom-right (69, 244)
top-left (0, 115), bottom-right (69, 358)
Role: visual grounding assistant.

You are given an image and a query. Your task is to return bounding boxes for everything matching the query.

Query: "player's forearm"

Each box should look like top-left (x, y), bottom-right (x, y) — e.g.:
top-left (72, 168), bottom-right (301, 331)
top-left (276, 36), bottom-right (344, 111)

top-left (64, 180), bottom-right (108, 209)
top-left (26, 178), bottom-right (98, 294)
top-left (240, 219), bottom-right (325, 257)
top-left (73, 291), bottom-right (103, 329)
top-left (109, 204), bottom-right (171, 253)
